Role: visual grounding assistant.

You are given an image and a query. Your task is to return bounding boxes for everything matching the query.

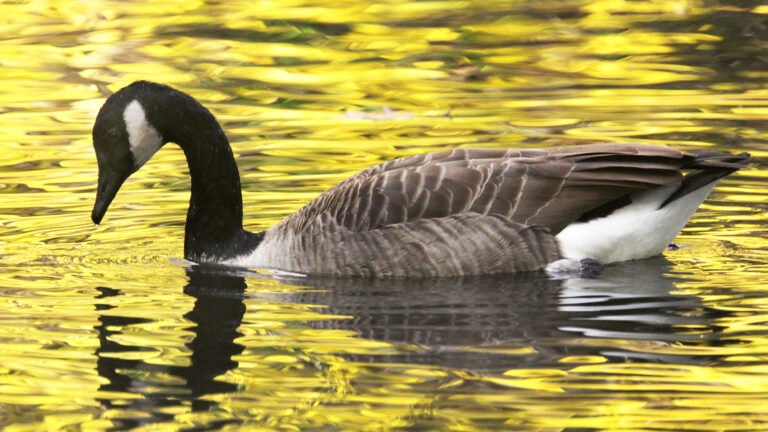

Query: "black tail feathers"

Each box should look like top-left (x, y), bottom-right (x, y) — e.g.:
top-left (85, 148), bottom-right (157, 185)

top-left (661, 150), bottom-right (750, 208)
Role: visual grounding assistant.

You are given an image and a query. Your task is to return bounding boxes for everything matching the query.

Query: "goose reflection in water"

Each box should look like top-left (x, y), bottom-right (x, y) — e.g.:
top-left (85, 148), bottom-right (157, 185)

top-left (92, 259), bottom-right (731, 428)
top-left (285, 256), bottom-right (730, 369)
top-left (95, 269), bottom-right (247, 430)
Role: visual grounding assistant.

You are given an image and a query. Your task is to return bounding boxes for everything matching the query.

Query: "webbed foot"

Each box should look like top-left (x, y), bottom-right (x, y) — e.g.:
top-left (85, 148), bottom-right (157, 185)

top-left (545, 257), bottom-right (604, 280)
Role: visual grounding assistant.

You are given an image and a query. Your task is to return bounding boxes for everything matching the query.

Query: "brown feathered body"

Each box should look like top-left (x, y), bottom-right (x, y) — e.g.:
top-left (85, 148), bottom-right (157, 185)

top-left (227, 144), bottom-right (748, 277)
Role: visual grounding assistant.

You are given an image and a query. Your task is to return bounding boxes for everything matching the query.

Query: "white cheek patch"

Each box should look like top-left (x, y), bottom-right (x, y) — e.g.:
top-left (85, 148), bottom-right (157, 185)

top-left (123, 99), bottom-right (163, 167)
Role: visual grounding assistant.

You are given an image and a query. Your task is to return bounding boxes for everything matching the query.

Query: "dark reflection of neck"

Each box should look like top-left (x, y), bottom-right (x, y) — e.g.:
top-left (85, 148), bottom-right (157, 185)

top-left (182, 266), bottom-right (246, 405)
top-left (95, 266), bottom-right (247, 429)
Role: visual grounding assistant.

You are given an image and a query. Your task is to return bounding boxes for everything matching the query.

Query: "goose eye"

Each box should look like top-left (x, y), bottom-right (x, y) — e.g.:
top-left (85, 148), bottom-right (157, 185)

top-left (106, 126), bottom-right (120, 140)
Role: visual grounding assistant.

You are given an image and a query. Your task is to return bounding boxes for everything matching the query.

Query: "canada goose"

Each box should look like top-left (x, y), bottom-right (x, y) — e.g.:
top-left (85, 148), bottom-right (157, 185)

top-left (91, 81), bottom-right (750, 278)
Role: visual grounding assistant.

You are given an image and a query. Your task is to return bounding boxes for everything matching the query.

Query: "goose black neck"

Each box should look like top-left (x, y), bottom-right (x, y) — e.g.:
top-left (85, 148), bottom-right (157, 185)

top-left (143, 84), bottom-right (260, 261)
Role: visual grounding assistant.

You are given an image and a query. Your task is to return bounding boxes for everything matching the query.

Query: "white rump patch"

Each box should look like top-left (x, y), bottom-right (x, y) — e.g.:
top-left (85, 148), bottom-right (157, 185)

top-left (556, 183), bottom-right (717, 263)
top-left (123, 99), bottom-right (163, 167)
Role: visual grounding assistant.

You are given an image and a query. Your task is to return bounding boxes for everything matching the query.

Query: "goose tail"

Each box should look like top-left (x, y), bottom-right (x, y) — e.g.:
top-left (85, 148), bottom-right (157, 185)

top-left (661, 151), bottom-right (751, 208)
top-left (556, 149), bottom-right (750, 264)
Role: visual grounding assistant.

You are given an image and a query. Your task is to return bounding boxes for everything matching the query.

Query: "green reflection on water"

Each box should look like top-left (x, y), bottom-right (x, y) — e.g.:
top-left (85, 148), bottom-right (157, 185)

top-left (1, 0), bottom-right (768, 430)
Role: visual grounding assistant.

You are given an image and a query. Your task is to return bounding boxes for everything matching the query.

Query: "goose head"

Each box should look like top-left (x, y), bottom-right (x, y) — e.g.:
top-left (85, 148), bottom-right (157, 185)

top-left (91, 82), bottom-right (167, 225)
top-left (91, 81), bottom-right (250, 262)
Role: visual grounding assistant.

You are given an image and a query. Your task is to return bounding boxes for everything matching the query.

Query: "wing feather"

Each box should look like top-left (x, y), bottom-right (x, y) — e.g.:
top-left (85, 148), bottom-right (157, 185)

top-left (280, 143), bottom-right (690, 235)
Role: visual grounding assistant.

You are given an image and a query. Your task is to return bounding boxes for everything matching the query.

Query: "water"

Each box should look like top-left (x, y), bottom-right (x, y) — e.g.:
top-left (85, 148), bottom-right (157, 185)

top-left (1, 0), bottom-right (767, 430)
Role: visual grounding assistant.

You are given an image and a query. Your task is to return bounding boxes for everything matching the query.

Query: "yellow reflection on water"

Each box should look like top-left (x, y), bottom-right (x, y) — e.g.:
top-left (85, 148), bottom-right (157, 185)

top-left (1, 0), bottom-right (767, 430)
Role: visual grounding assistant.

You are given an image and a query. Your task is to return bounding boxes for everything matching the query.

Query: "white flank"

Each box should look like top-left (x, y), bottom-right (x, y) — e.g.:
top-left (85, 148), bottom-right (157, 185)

top-left (123, 100), bottom-right (163, 167)
top-left (556, 183), bottom-right (718, 263)
top-left (221, 226), bottom-right (292, 270)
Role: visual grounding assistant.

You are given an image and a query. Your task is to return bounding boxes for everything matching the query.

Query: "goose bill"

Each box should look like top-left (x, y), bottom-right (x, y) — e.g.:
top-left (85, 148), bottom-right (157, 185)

top-left (92, 168), bottom-right (129, 225)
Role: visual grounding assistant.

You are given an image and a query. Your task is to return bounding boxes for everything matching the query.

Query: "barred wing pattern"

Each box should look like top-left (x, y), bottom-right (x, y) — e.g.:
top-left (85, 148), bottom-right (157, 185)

top-left (283, 144), bottom-right (688, 233)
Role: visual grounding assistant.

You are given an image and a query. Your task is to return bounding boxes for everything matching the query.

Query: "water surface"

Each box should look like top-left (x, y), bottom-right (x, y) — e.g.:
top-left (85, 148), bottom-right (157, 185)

top-left (1, 0), bottom-right (767, 430)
